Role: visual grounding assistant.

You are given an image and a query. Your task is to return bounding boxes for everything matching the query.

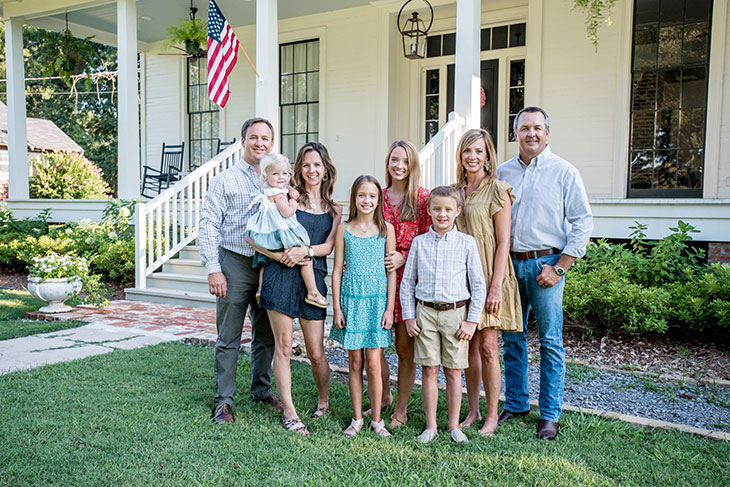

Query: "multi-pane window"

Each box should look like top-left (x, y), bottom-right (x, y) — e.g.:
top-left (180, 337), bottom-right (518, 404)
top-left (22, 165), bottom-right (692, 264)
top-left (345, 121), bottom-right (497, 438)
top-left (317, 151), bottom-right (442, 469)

top-left (508, 60), bottom-right (525, 142)
top-left (280, 39), bottom-right (320, 163)
top-left (628, 0), bottom-right (711, 197)
top-left (188, 56), bottom-right (220, 169)
top-left (425, 69), bottom-right (440, 142)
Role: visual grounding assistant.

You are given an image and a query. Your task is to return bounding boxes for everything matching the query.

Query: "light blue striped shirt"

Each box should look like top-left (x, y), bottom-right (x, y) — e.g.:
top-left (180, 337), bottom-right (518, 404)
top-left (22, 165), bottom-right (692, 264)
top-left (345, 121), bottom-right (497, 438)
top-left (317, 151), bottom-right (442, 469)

top-left (496, 145), bottom-right (593, 259)
top-left (400, 226), bottom-right (486, 323)
top-left (198, 157), bottom-right (263, 274)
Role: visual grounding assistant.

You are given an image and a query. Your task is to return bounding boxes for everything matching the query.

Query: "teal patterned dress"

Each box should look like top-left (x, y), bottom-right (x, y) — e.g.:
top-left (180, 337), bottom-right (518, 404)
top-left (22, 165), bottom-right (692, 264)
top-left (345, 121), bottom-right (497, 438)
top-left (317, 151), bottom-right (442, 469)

top-left (330, 224), bottom-right (392, 350)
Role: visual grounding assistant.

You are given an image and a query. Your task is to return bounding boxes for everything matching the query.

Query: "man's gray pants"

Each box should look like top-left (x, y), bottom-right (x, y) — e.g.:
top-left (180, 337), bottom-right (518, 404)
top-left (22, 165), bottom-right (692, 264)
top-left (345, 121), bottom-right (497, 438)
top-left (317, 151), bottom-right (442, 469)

top-left (214, 248), bottom-right (274, 406)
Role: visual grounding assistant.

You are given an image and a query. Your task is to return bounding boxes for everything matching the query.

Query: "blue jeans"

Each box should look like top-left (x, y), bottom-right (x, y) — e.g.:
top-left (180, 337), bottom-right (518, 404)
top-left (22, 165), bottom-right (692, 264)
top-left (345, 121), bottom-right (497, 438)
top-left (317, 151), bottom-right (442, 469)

top-left (502, 253), bottom-right (565, 422)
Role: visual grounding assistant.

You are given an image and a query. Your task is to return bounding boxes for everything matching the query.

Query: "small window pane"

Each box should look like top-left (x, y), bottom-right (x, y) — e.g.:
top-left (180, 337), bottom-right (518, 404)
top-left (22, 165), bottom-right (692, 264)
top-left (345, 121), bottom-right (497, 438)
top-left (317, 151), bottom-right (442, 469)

top-left (281, 75), bottom-right (293, 104)
top-left (659, 0), bottom-right (684, 25)
top-left (426, 121), bottom-right (438, 141)
top-left (510, 60), bottom-right (525, 87)
top-left (442, 33), bottom-right (456, 55)
top-left (631, 110), bottom-right (656, 148)
top-left (427, 69), bottom-right (439, 94)
top-left (282, 135), bottom-right (295, 162)
top-left (281, 45), bottom-right (294, 75)
top-left (295, 134), bottom-right (307, 153)
top-left (308, 104), bottom-right (319, 132)
top-left (682, 22), bottom-right (709, 65)
top-left (282, 105), bottom-right (295, 134)
top-left (632, 71), bottom-right (657, 111)
top-left (426, 96), bottom-right (439, 120)
top-left (508, 115), bottom-right (517, 141)
top-left (427, 35), bottom-right (441, 57)
top-left (685, 0), bottom-right (712, 22)
top-left (635, 0), bottom-right (660, 26)
top-left (307, 72), bottom-right (319, 102)
top-left (653, 150), bottom-right (678, 189)
top-left (679, 108), bottom-right (706, 148)
top-left (295, 105), bottom-right (307, 133)
top-left (630, 150), bottom-right (654, 189)
top-left (293, 73), bottom-right (306, 103)
top-left (192, 114), bottom-right (201, 140)
top-left (294, 43), bottom-right (307, 72)
top-left (510, 23), bottom-right (526, 47)
top-left (655, 109), bottom-right (679, 149)
top-left (658, 24), bottom-right (682, 68)
top-left (680, 67), bottom-right (706, 108)
top-left (657, 69), bottom-right (680, 109)
top-left (509, 88), bottom-right (524, 114)
top-left (633, 26), bottom-right (658, 70)
top-left (307, 40), bottom-right (320, 70)
top-left (677, 149), bottom-right (704, 188)
top-left (492, 26), bottom-right (508, 49)
top-left (480, 29), bottom-right (491, 51)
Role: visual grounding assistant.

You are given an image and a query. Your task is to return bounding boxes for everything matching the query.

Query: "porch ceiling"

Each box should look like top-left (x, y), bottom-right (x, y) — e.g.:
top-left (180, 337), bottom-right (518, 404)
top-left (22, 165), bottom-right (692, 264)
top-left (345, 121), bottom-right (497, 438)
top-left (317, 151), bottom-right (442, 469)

top-left (14, 0), bottom-right (374, 45)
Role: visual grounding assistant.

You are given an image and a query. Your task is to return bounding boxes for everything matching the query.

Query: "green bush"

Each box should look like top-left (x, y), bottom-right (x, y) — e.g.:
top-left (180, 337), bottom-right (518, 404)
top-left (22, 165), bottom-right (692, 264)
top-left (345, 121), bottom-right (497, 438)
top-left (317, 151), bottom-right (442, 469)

top-left (29, 151), bottom-right (112, 199)
top-left (564, 221), bottom-right (730, 338)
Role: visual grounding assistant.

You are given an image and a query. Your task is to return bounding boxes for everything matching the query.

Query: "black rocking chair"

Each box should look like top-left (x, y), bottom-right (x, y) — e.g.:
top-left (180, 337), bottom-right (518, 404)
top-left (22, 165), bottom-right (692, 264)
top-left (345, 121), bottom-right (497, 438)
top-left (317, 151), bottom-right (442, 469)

top-left (141, 142), bottom-right (185, 198)
top-left (217, 137), bottom-right (237, 154)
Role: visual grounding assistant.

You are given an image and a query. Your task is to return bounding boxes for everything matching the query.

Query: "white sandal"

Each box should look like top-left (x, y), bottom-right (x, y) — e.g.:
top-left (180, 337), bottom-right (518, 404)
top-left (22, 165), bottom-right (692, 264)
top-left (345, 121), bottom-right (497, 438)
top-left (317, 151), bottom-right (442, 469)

top-left (344, 418), bottom-right (363, 438)
top-left (371, 419), bottom-right (392, 438)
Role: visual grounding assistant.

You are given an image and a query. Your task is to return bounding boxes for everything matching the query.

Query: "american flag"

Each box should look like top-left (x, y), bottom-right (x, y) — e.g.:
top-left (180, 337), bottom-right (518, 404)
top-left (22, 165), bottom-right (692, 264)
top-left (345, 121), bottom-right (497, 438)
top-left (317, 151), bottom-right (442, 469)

top-left (207, 0), bottom-right (239, 108)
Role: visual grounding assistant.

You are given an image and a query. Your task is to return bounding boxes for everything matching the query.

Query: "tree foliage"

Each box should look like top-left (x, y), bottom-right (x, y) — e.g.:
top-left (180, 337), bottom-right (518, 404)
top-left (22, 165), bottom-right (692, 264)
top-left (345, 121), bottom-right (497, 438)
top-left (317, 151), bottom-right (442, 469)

top-left (0, 24), bottom-right (119, 193)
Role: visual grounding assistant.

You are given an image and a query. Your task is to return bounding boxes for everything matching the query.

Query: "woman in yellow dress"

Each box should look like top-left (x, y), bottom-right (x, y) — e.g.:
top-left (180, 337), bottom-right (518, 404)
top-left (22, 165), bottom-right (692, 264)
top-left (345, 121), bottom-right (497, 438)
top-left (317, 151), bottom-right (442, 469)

top-left (453, 128), bottom-right (523, 436)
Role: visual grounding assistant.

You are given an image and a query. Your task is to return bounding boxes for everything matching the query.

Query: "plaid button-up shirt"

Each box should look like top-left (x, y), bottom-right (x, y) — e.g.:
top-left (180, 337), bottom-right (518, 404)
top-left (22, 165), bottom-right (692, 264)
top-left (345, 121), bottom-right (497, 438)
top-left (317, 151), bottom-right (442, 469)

top-left (198, 157), bottom-right (263, 274)
top-left (400, 226), bottom-right (486, 323)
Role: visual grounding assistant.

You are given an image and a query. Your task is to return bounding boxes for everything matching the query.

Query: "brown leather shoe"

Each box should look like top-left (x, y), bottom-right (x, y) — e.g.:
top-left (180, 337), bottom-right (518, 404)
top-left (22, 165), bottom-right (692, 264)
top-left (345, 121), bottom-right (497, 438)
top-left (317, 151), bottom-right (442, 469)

top-left (536, 419), bottom-right (559, 440)
top-left (212, 403), bottom-right (234, 424)
top-left (254, 393), bottom-right (284, 411)
top-left (497, 409), bottom-right (530, 425)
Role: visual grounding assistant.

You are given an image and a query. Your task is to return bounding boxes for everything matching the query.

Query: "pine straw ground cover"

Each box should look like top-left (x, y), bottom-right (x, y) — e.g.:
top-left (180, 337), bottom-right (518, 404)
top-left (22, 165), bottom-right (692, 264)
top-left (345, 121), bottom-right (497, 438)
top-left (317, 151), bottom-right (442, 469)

top-left (1, 342), bottom-right (728, 487)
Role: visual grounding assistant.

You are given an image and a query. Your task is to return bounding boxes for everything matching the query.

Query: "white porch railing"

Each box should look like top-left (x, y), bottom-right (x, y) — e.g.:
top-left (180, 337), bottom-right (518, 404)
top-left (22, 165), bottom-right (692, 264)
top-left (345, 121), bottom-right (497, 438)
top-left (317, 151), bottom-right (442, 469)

top-left (419, 112), bottom-right (466, 188)
top-left (134, 143), bottom-right (243, 289)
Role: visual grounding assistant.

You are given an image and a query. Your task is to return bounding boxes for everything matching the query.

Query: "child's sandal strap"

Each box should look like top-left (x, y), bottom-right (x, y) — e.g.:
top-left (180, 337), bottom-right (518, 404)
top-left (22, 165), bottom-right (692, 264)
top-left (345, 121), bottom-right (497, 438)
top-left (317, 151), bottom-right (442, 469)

top-left (371, 419), bottom-right (392, 438)
top-left (344, 418), bottom-right (363, 438)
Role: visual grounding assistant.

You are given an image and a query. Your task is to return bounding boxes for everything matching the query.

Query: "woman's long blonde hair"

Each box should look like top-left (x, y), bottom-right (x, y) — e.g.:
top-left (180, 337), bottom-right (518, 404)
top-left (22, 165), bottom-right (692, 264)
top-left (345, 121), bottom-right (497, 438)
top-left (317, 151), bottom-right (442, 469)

top-left (292, 142), bottom-right (338, 217)
top-left (455, 128), bottom-right (497, 188)
top-left (384, 140), bottom-right (421, 221)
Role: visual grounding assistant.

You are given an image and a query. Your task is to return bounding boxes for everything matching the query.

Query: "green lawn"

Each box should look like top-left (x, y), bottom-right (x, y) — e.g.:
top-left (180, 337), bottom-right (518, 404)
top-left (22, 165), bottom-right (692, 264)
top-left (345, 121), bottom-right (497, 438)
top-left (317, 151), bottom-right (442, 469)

top-left (1, 343), bottom-right (728, 487)
top-left (0, 289), bottom-right (86, 340)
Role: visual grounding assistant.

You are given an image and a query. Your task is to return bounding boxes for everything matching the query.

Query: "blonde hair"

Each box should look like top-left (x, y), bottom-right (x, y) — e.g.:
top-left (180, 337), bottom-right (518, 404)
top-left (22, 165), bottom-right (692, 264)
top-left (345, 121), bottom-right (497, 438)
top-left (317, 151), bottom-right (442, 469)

top-left (454, 128), bottom-right (497, 188)
top-left (260, 153), bottom-right (290, 187)
top-left (384, 140), bottom-right (421, 221)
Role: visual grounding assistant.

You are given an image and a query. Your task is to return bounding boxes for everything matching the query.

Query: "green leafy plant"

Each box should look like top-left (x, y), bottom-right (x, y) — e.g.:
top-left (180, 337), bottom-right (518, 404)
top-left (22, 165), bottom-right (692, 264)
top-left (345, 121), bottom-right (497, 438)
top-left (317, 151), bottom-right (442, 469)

top-left (37, 28), bottom-right (99, 87)
top-left (164, 18), bottom-right (207, 54)
top-left (572, 0), bottom-right (617, 49)
top-left (29, 151), bottom-right (112, 199)
top-left (28, 252), bottom-right (89, 280)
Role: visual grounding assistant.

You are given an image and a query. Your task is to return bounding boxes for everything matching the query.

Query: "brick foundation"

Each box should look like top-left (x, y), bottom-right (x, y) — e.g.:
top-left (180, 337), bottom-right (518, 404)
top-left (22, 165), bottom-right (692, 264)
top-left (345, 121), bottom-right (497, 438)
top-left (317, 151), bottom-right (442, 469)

top-left (708, 242), bottom-right (730, 264)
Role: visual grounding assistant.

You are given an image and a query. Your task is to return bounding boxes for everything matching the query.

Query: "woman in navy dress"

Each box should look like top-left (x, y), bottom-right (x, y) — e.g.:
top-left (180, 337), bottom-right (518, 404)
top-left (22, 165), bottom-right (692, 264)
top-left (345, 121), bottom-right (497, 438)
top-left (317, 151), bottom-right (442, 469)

top-left (255, 142), bottom-right (342, 436)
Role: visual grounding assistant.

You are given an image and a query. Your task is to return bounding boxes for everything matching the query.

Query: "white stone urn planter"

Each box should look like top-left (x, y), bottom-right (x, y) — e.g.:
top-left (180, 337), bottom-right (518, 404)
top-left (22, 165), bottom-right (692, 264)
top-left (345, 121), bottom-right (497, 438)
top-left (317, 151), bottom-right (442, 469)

top-left (27, 276), bottom-right (83, 313)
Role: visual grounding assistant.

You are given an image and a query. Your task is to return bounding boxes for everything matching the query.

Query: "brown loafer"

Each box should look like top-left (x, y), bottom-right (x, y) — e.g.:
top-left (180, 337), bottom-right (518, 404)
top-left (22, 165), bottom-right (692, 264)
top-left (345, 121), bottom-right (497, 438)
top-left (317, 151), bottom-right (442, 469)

top-left (497, 409), bottom-right (530, 425)
top-left (536, 419), bottom-right (559, 440)
top-left (212, 403), bottom-right (234, 424)
top-left (254, 393), bottom-right (284, 411)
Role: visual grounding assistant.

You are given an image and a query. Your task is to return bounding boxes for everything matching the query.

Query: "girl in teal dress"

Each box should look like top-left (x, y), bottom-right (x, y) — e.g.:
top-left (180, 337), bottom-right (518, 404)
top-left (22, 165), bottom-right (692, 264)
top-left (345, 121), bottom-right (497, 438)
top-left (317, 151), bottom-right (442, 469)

top-left (331, 175), bottom-right (396, 439)
top-left (246, 153), bottom-right (328, 308)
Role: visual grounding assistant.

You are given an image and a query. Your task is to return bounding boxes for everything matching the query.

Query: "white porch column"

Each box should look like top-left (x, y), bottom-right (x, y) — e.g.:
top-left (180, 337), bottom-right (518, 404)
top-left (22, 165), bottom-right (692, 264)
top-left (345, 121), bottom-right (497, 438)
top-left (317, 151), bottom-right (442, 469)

top-left (256, 0), bottom-right (279, 138)
top-left (5, 18), bottom-right (29, 200)
top-left (454, 0), bottom-right (481, 129)
top-left (117, 0), bottom-right (140, 199)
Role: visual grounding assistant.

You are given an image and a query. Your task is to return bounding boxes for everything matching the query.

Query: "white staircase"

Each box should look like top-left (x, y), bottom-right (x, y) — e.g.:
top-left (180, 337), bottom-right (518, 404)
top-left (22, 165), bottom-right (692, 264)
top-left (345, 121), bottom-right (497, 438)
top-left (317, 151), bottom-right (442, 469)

top-left (126, 113), bottom-right (466, 311)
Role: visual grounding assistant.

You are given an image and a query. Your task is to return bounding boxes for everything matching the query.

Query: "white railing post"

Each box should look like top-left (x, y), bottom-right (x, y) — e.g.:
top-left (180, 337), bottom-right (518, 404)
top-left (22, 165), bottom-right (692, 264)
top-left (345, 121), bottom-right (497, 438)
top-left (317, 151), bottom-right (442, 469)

top-left (134, 202), bottom-right (146, 289)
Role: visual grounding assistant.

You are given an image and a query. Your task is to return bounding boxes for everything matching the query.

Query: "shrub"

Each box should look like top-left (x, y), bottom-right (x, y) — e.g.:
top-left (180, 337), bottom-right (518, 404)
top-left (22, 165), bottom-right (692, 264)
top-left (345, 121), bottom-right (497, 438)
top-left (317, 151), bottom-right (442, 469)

top-left (564, 222), bottom-right (730, 338)
top-left (29, 151), bottom-right (112, 199)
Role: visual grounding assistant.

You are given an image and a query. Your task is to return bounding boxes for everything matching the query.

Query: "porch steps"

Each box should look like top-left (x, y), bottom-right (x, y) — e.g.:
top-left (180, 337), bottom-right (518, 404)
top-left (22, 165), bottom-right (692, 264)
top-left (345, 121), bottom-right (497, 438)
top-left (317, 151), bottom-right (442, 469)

top-left (125, 245), bottom-right (335, 318)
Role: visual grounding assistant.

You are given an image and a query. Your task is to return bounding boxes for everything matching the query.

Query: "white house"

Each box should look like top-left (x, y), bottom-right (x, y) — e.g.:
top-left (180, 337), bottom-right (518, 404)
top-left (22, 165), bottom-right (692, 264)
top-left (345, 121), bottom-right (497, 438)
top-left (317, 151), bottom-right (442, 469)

top-left (1, 0), bottom-right (729, 305)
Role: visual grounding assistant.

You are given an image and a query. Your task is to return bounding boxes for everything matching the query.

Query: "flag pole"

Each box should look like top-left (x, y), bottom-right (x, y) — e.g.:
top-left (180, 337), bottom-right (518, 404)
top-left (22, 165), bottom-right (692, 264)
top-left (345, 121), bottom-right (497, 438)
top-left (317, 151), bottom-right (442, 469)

top-left (239, 44), bottom-right (261, 79)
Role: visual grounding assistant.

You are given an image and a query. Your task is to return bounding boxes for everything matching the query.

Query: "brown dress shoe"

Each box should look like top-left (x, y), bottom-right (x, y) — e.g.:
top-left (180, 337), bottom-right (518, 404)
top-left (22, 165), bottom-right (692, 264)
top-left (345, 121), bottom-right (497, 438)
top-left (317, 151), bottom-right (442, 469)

top-left (212, 403), bottom-right (234, 424)
top-left (497, 409), bottom-right (530, 425)
top-left (536, 419), bottom-right (559, 440)
top-left (254, 393), bottom-right (284, 411)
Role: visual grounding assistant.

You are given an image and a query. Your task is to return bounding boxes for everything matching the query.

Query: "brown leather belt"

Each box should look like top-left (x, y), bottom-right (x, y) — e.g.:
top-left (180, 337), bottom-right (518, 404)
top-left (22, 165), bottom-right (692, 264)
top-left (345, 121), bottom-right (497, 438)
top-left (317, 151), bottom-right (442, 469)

top-left (510, 248), bottom-right (562, 260)
top-left (419, 299), bottom-right (469, 311)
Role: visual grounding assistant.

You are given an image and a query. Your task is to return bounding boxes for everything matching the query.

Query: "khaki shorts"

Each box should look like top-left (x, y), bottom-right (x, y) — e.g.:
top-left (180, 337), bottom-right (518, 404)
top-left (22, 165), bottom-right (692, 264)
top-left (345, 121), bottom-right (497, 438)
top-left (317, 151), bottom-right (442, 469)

top-left (414, 302), bottom-right (469, 369)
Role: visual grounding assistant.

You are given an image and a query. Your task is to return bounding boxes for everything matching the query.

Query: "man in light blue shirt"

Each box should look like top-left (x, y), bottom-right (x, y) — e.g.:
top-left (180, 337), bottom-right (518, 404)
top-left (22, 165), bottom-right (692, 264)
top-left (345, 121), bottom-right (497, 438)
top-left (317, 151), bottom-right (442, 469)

top-left (496, 107), bottom-right (593, 440)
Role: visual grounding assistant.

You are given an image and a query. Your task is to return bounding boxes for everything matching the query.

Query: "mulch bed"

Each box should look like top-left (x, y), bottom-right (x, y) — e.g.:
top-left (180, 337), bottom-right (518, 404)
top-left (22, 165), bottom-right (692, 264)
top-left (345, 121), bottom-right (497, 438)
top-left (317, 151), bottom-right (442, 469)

top-left (2, 268), bottom-right (727, 383)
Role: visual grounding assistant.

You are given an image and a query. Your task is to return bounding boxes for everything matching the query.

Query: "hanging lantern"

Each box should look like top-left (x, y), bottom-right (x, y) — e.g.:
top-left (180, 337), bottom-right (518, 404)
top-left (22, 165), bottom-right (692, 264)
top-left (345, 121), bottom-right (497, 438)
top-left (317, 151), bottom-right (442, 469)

top-left (397, 0), bottom-right (434, 60)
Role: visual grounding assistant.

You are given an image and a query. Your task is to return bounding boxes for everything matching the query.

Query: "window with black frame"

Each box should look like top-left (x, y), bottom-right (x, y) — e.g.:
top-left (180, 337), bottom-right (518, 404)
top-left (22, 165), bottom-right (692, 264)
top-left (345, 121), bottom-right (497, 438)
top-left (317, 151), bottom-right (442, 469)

top-left (280, 39), bottom-right (320, 163)
top-left (188, 56), bottom-right (220, 170)
top-left (628, 0), bottom-right (712, 198)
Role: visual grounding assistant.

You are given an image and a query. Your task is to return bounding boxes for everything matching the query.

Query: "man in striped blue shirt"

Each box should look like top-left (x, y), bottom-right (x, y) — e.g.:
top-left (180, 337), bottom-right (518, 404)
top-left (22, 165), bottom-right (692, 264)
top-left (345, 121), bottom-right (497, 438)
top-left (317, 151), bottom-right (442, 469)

top-left (199, 117), bottom-right (282, 424)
